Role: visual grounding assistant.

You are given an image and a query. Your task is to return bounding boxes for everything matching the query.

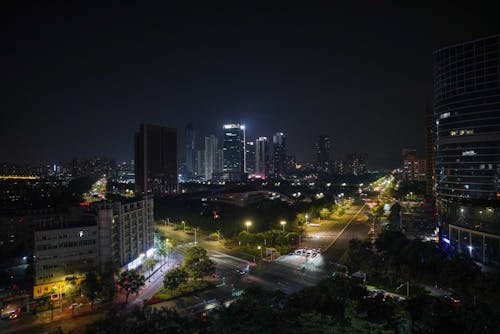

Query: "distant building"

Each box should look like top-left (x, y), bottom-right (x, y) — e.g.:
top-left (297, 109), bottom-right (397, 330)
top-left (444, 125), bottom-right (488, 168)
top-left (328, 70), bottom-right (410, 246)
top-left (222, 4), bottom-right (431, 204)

top-left (272, 132), bottom-right (286, 178)
top-left (316, 135), bottom-right (331, 171)
top-left (255, 137), bottom-right (270, 179)
top-left (222, 123), bottom-right (246, 182)
top-left (184, 123), bottom-right (195, 180)
top-left (402, 149), bottom-right (426, 181)
top-left (434, 35), bottom-right (500, 264)
top-left (245, 141), bottom-right (256, 175)
top-left (346, 154), bottom-right (368, 175)
top-left (334, 160), bottom-right (346, 175)
top-left (135, 124), bottom-right (178, 195)
top-left (204, 135), bottom-right (218, 181)
top-left (195, 149), bottom-right (205, 179)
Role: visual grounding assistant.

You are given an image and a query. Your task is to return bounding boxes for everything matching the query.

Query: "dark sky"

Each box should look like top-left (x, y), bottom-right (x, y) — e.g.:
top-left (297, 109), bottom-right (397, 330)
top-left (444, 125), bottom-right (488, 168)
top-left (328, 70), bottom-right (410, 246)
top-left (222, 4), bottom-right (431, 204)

top-left (1, 1), bottom-right (498, 168)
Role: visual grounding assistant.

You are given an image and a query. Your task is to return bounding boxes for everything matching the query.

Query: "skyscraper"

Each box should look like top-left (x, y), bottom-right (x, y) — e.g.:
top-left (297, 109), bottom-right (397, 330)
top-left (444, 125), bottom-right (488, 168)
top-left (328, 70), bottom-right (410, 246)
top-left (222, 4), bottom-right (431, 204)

top-left (184, 122), bottom-right (195, 179)
top-left (222, 123), bottom-right (246, 181)
top-left (434, 35), bottom-right (500, 263)
top-left (316, 135), bottom-right (331, 171)
top-left (245, 140), bottom-right (256, 175)
top-left (424, 101), bottom-right (436, 197)
top-left (255, 137), bottom-right (270, 179)
top-left (273, 132), bottom-right (286, 178)
top-left (204, 135), bottom-right (218, 181)
top-left (135, 124), bottom-right (178, 195)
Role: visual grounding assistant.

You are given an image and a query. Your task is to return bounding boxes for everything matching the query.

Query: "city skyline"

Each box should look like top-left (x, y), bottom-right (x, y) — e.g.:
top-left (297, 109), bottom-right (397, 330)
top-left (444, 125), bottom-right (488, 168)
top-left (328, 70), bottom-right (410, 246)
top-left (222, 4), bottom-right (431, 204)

top-left (1, 2), bottom-right (498, 168)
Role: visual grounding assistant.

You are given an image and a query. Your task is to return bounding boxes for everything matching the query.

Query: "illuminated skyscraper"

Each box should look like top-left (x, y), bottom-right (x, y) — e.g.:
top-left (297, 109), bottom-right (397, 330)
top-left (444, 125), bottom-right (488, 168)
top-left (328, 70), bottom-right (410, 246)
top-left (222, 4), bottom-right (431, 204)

top-left (434, 35), bottom-right (500, 263)
top-left (204, 135), bottom-right (218, 181)
top-left (245, 140), bottom-right (256, 174)
top-left (272, 132), bottom-right (286, 178)
top-left (255, 137), bottom-right (270, 179)
top-left (222, 123), bottom-right (246, 181)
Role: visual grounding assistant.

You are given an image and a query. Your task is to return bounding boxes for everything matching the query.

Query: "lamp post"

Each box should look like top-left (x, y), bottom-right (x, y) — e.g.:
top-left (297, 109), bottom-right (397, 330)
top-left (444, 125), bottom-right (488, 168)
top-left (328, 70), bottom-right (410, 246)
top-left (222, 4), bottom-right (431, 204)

top-left (216, 229), bottom-right (220, 242)
top-left (194, 228), bottom-right (198, 244)
top-left (280, 220), bottom-right (286, 232)
top-left (182, 221), bottom-right (186, 231)
top-left (305, 214), bottom-right (309, 224)
top-left (258, 245), bottom-right (262, 258)
top-left (245, 220), bottom-right (252, 233)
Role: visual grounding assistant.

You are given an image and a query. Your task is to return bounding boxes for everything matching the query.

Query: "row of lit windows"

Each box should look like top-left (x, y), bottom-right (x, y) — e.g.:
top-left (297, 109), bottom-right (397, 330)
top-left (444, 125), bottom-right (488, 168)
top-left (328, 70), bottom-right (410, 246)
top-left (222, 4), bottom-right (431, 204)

top-left (36, 239), bottom-right (96, 251)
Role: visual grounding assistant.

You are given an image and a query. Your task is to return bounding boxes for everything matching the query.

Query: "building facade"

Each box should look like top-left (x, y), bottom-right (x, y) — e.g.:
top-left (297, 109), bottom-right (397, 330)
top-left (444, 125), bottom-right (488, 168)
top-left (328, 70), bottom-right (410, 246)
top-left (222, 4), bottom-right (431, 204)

top-left (434, 35), bottom-right (500, 264)
top-left (33, 210), bottom-right (99, 298)
top-left (135, 124), bottom-right (178, 196)
top-left (184, 122), bottom-right (195, 180)
top-left (222, 123), bottom-right (246, 182)
top-left (272, 132), bottom-right (286, 178)
top-left (245, 141), bottom-right (256, 175)
top-left (316, 135), bottom-right (331, 171)
top-left (204, 135), bottom-right (218, 181)
top-left (255, 137), bottom-right (270, 179)
top-left (32, 196), bottom-right (154, 298)
top-left (95, 195), bottom-right (154, 271)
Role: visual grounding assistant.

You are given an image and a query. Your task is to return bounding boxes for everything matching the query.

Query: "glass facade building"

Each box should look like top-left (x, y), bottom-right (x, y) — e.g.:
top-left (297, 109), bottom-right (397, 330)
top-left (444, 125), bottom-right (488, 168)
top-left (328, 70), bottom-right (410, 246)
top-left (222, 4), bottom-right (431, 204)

top-left (222, 123), bottom-right (246, 182)
top-left (433, 35), bottom-right (500, 264)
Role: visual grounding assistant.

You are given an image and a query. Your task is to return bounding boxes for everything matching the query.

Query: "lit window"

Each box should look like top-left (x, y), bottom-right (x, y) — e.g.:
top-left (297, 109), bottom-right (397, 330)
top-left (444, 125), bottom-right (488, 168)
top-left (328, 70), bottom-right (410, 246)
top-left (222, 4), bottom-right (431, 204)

top-left (440, 112), bottom-right (450, 119)
top-left (450, 130), bottom-right (458, 136)
top-left (462, 150), bottom-right (476, 156)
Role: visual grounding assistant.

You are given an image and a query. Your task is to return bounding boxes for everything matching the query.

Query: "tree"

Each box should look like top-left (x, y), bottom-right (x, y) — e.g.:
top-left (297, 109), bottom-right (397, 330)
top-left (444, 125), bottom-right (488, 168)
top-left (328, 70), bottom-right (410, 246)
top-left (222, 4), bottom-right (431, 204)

top-left (143, 257), bottom-right (155, 278)
top-left (163, 266), bottom-right (189, 290)
top-left (65, 275), bottom-right (81, 301)
top-left (184, 245), bottom-right (216, 279)
top-left (387, 202), bottom-right (401, 230)
top-left (116, 269), bottom-right (145, 304)
top-left (81, 272), bottom-right (101, 310)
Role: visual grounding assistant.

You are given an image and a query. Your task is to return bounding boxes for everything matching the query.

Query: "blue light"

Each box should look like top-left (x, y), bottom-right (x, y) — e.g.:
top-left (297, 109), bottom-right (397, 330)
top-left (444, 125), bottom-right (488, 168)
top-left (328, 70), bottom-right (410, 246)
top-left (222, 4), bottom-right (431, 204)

top-left (443, 238), bottom-right (450, 244)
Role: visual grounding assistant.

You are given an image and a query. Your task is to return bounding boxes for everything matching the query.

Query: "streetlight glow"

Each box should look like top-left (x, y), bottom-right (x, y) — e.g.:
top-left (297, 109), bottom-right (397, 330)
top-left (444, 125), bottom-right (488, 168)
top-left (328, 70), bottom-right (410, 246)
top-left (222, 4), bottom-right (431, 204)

top-left (280, 220), bottom-right (286, 232)
top-left (245, 220), bottom-right (252, 233)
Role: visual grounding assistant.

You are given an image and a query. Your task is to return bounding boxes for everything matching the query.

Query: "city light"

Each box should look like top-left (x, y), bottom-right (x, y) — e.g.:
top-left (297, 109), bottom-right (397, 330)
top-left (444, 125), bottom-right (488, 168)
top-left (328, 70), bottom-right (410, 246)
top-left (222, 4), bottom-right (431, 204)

top-left (280, 220), bottom-right (286, 232)
top-left (245, 220), bottom-right (252, 232)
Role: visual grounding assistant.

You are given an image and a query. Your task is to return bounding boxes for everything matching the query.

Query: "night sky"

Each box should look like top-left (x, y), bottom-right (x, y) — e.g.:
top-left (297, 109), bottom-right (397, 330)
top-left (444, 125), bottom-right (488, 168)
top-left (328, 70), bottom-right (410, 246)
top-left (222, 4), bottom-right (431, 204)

top-left (1, 1), bottom-right (498, 168)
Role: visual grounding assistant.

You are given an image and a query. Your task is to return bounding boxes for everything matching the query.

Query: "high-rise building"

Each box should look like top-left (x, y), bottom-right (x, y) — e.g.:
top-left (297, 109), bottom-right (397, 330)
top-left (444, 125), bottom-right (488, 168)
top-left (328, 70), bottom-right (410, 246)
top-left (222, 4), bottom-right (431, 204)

top-left (135, 124), bottom-right (178, 195)
top-left (204, 135), bottom-right (218, 181)
top-left (184, 122), bottom-right (195, 179)
top-left (195, 149), bottom-right (205, 179)
top-left (255, 137), bottom-right (270, 179)
top-left (222, 123), bottom-right (246, 182)
top-left (316, 135), bottom-right (331, 171)
top-left (347, 154), bottom-right (368, 175)
top-left (425, 101), bottom-right (436, 197)
top-left (272, 132), bottom-right (286, 178)
top-left (245, 141), bottom-right (256, 175)
top-left (434, 35), bottom-right (500, 263)
top-left (402, 149), bottom-right (426, 181)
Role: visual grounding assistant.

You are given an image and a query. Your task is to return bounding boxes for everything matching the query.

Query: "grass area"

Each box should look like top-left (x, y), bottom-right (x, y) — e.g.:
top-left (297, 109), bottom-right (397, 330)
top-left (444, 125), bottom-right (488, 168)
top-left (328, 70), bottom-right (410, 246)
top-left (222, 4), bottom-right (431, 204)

top-left (153, 280), bottom-right (213, 301)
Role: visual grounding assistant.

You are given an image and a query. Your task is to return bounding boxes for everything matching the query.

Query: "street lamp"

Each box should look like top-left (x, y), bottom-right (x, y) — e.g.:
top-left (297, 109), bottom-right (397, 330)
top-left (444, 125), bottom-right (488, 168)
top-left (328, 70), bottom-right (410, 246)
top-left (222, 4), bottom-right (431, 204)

top-left (245, 220), bottom-right (252, 233)
top-left (194, 228), bottom-right (198, 244)
top-left (258, 245), bottom-right (262, 258)
top-left (181, 221), bottom-right (186, 231)
top-left (280, 220), bottom-right (286, 232)
top-left (305, 214), bottom-right (309, 224)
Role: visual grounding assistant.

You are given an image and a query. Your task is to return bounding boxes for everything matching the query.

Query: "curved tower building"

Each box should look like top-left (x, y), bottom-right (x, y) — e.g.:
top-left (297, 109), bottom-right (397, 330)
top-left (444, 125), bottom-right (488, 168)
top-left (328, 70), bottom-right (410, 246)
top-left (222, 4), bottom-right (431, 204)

top-left (433, 35), bottom-right (500, 264)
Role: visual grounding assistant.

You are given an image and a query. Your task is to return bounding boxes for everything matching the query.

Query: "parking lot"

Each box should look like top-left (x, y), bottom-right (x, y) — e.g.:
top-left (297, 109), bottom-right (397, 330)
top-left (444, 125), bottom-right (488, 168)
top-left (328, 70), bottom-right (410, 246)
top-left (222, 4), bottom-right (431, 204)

top-left (276, 248), bottom-right (325, 272)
